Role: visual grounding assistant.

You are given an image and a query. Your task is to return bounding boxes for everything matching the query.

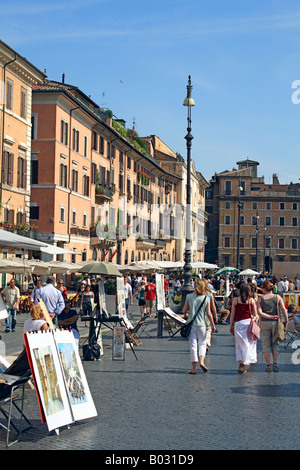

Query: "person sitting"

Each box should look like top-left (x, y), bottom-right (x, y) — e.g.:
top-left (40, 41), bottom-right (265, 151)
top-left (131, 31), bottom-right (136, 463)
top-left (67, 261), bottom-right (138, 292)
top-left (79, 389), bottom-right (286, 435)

top-left (173, 290), bottom-right (182, 304)
top-left (286, 304), bottom-right (300, 333)
top-left (23, 304), bottom-right (49, 333)
top-left (58, 299), bottom-right (80, 348)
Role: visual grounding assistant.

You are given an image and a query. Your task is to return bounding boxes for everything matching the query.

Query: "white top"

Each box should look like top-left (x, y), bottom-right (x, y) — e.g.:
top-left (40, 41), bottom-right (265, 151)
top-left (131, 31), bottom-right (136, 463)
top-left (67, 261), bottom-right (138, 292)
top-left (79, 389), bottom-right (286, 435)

top-left (23, 318), bottom-right (47, 333)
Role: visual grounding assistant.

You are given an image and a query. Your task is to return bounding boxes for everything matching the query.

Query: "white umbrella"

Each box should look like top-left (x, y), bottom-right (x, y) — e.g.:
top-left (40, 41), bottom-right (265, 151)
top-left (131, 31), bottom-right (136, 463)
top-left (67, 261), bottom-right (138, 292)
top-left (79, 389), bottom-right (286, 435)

top-left (0, 257), bottom-right (33, 274)
top-left (239, 269), bottom-right (260, 276)
top-left (0, 229), bottom-right (48, 251)
top-left (191, 261), bottom-right (219, 269)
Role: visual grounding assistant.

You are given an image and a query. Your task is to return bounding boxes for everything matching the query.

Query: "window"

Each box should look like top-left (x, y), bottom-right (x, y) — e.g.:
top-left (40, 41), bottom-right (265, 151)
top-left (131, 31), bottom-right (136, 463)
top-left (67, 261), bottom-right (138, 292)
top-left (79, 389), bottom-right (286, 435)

top-left (83, 212), bottom-right (87, 227)
top-left (72, 128), bottom-right (79, 152)
top-left (293, 203), bottom-right (298, 211)
top-left (29, 206), bottom-right (39, 220)
top-left (240, 181), bottom-right (245, 194)
top-left (31, 160), bottom-right (38, 184)
top-left (225, 181), bottom-right (231, 195)
top-left (252, 202), bottom-right (257, 210)
top-left (72, 210), bottom-right (77, 225)
top-left (72, 168), bottom-right (78, 192)
top-left (224, 237), bottom-right (230, 247)
top-left (84, 135), bottom-right (88, 157)
top-left (92, 163), bottom-right (97, 184)
top-left (17, 157), bottom-right (27, 189)
top-left (61, 120), bottom-right (68, 145)
top-left (2, 151), bottom-right (14, 185)
top-left (225, 215), bottom-right (230, 225)
top-left (252, 216), bottom-right (258, 226)
top-left (60, 206), bottom-right (65, 222)
top-left (265, 216), bottom-right (271, 226)
top-left (6, 78), bottom-right (13, 111)
top-left (60, 163), bottom-right (67, 188)
top-left (251, 238), bottom-right (257, 248)
top-left (280, 202), bottom-right (285, 210)
top-left (240, 215), bottom-right (245, 225)
top-left (31, 114), bottom-right (38, 140)
top-left (266, 202), bottom-right (271, 210)
top-left (278, 238), bottom-right (285, 249)
top-left (83, 174), bottom-right (89, 197)
top-left (20, 87), bottom-right (27, 119)
top-left (279, 217), bottom-right (285, 226)
top-left (239, 237), bottom-right (245, 248)
top-left (292, 217), bottom-right (298, 227)
top-left (225, 201), bottom-right (230, 209)
top-left (100, 136), bottom-right (104, 154)
top-left (92, 131), bottom-right (98, 151)
top-left (291, 238), bottom-right (298, 250)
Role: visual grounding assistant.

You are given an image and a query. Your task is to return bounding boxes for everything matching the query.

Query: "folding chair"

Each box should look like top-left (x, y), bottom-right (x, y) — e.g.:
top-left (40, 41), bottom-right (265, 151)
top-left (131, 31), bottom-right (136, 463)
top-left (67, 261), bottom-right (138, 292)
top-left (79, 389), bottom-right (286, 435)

top-left (130, 316), bottom-right (151, 345)
top-left (284, 318), bottom-right (300, 349)
top-left (0, 374), bottom-right (32, 447)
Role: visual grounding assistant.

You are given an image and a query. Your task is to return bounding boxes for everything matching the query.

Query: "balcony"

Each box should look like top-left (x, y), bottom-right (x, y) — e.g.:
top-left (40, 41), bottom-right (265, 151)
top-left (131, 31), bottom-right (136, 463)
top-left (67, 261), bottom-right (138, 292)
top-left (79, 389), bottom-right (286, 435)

top-left (95, 185), bottom-right (115, 204)
top-left (136, 237), bottom-right (166, 251)
top-left (90, 226), bottom-right (116, 249)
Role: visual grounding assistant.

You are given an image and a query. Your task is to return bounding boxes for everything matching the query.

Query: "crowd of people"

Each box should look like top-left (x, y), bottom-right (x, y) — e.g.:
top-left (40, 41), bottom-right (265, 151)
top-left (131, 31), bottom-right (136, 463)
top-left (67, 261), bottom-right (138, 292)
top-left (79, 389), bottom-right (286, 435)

top-left (180, 272), bottom-right (299, 375)
top-left (0, 270), bottom-right (299, 375)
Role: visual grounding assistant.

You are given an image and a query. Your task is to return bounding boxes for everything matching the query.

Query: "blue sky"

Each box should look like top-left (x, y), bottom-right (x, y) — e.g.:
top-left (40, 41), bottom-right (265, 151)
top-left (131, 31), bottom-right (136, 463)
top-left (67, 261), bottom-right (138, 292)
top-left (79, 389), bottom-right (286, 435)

top-left (1, 0), bottom-right (300, 184)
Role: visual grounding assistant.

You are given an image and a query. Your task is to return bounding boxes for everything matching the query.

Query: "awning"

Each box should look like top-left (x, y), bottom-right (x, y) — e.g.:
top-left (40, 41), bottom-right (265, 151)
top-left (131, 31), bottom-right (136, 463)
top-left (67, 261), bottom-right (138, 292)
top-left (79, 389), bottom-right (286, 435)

top-left (0, 229), bottom-right (48, 251)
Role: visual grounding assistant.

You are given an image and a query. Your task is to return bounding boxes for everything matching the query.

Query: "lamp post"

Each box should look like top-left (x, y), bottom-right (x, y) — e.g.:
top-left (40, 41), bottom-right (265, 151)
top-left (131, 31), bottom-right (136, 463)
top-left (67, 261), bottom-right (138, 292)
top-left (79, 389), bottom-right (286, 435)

top-left (181, 75), bottom-right (195, 309)
top-left (236, 182), bottom-right (243, 271)
top-left (255, 209), bottom-right (259, 272)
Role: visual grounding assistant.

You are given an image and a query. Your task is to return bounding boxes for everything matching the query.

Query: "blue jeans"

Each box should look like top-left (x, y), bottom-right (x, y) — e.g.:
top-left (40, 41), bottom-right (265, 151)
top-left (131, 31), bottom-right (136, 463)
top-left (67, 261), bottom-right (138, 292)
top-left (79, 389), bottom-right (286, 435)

top-left (5, 308), bottom-right (17, 331)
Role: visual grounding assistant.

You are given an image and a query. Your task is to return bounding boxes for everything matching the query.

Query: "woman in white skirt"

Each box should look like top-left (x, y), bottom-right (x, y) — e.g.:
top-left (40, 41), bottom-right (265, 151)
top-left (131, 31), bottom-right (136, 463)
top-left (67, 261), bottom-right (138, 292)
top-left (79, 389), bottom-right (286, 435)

top-left (182, 279), bottom-right (216, 374)
top-left (230, 283), bottom-right (258, 374)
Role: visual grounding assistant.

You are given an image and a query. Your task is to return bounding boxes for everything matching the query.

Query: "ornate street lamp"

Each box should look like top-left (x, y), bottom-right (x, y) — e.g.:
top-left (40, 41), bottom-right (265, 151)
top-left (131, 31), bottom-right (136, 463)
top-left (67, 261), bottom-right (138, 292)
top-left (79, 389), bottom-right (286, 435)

top-left (181, 76), bottom-right (195, 309)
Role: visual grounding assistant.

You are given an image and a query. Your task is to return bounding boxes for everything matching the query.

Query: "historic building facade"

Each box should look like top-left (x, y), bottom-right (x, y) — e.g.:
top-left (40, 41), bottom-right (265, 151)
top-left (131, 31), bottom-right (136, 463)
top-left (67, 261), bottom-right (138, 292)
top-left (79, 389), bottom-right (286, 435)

top-left (31, 79), bottom-right (199, 265)
top-left (205, 159), bottom-right (300, 277)
top-left (0, 40), bottom-right (45, 235)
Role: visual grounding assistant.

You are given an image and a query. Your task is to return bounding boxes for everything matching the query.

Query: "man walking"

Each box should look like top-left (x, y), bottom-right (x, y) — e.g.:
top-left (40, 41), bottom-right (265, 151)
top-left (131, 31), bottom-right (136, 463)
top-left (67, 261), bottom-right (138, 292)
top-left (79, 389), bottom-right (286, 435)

top-left (37, 276), bottom-right (65, 327)
top-left (1, 279), bottom-right (20, 332)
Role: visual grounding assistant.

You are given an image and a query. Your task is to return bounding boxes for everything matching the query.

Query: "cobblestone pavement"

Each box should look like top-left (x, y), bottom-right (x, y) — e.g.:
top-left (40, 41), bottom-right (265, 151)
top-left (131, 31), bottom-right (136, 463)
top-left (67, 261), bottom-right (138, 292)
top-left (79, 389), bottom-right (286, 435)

top-left (0, 295), bottom-right (300, 452)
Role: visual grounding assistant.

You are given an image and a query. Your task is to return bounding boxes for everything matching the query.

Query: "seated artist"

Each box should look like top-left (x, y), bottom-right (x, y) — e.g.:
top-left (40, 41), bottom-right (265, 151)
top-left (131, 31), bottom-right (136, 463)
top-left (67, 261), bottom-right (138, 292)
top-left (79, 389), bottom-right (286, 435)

top-left (58, 299), bottom-right (80, 347)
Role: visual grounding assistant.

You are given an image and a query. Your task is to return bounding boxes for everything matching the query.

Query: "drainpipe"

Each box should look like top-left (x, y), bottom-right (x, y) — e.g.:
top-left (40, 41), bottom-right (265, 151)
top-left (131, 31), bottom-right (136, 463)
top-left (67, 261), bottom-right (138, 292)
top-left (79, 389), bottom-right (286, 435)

top-left (1, 54), bottom-right (17, 212)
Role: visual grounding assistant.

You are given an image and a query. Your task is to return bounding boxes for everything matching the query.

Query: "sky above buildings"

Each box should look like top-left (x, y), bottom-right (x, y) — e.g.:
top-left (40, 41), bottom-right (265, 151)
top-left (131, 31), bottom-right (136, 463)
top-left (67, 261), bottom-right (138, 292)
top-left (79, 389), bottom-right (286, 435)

top-left (2, 0), bottom-right (300, 185)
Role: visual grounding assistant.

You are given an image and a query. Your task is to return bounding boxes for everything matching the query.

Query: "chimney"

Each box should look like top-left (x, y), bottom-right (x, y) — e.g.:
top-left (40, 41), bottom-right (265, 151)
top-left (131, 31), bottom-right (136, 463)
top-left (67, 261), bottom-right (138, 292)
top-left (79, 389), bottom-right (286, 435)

top-left (273, 173), bottom-right (279, 184)
top-left (62, 73), bottom-right (65, 84)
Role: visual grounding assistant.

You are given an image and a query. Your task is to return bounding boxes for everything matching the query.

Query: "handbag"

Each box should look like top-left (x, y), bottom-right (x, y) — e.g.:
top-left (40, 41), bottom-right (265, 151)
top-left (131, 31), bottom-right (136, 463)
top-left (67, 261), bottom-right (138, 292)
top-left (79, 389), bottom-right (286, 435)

top-left (180, 297), bottom-right (206, 338)
top-left (274, 296), bottom-right (286, 342)
top-left (247, 301), bottom-right (260, 341)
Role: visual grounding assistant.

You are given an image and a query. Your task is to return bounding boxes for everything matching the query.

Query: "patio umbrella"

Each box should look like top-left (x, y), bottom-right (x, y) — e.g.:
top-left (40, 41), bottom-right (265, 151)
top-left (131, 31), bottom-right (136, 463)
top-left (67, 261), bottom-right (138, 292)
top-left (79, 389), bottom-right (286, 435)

top-left (0, 257), bottom-right (33, 274)
top-left (78, 261), bottom-right (122, 277)
top-left (215, 266), bottom-right (238, 276)
top-left (239, 269), bottom-right (260, 276)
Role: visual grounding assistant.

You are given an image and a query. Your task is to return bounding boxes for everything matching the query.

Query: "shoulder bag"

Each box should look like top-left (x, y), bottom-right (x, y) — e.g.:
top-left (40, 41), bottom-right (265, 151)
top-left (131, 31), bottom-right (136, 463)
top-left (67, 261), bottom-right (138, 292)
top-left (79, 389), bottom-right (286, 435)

top-left (180, 296), bottom-right (206, 338)
top-left (247, 301), bottom-right (260, 342)
top-left (274, 295), bottom-right (286, 343)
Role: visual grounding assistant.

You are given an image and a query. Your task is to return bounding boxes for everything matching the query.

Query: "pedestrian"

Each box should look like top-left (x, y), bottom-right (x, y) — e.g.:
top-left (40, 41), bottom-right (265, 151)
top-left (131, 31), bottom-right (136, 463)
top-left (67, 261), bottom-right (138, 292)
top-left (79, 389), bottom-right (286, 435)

top-left (37, 276), bottom-right (65, 327)
top-left (80, 284), bottom-right (95, 321)
top-left (164, 277), bottom-right (169, 306)
top-left (123, 277), bottom-right (133, 314)
top-left (277, 276), bottom-right (289, 297)
top-left (182, 278), bottom-right (216, 374)
top-left (286, 304), bottom-right (300, 335)
top-left (56, 279), bottom-right (68, 300)
top-left (145, 278), bottom-right (156, 318)
top-left (23, 304), bottom-right (49, 333)
top-left (58, 299), bottom-right (80, 348)
top-left (137, 280), bottom-right (147, 318)
top-left (257, 280), bottom-right (288, 372)
top-left (30, 278), bottom-right (43, 306)
top-left (203, 279), bottom-right (218, 350)
top-left (75, 281), bottom-right (86, 308)
top-left (288, 279), bottom-right (295, 292)
top-left (230, 283), bottom-right (258, 374)
top-left (1, 279), bottom-right (20, 332)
